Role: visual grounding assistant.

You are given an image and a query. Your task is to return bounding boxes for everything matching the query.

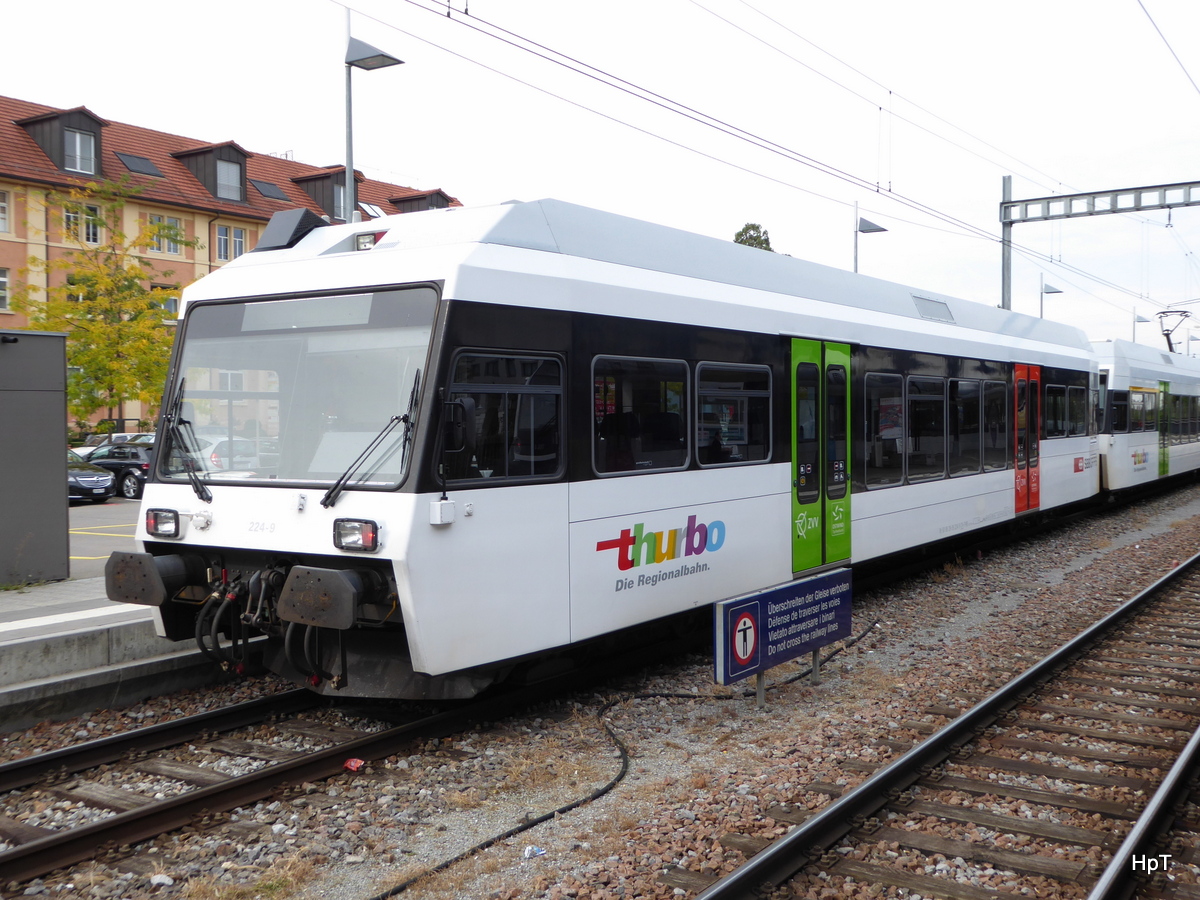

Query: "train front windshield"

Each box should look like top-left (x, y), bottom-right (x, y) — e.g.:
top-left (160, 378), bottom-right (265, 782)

top-left (161, 287), bottom-right (436, 488)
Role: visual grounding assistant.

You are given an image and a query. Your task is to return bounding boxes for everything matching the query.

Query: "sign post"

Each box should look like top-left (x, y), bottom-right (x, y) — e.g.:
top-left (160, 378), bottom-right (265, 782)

top-left (714, 568), bottom-right (852, 705)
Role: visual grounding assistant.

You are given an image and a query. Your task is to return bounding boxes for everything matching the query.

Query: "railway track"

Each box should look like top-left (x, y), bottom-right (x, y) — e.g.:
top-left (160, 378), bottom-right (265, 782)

top-left (659, 550), bottom-right (1200, 900)
top-left (0, 617), bottom-right (704, 890)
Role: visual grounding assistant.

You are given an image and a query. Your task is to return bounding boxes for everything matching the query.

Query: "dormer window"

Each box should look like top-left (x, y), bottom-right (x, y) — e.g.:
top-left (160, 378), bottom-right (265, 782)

top-left (64, 128), bottom-right (96, 173)
top-left (292, 168), bottom-right (348, 222)
top-left (16, 107), bottom-right (107, 177)
top-left (217, 159), bottom-right (242, 200)
top-left (171, 141), bottom-right (250, 203)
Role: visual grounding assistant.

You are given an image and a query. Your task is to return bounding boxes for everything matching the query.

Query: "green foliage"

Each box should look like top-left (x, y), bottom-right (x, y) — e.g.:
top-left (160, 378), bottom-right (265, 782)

top-left (733, 222), bottom-right (774, 252)
top-left (11, 176), bottom-right (200, 423)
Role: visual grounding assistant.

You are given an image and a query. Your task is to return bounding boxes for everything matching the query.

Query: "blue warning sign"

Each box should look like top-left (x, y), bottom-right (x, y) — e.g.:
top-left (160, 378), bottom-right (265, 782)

top-left (714, 568), bottom-right (851, 685)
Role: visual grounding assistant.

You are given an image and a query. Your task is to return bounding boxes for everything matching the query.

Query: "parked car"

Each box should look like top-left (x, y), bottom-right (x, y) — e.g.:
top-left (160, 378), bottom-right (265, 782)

top-left (86, 442), bottom-right (154, 499)
top-left (67, 449), bottom-right (115, 503)
top-left (72, 432), bottom-right (153, 460)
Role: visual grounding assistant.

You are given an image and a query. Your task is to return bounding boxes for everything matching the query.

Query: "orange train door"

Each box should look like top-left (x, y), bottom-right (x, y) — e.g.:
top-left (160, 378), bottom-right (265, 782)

top-left (1014, 364), bottom-right (1041, 513)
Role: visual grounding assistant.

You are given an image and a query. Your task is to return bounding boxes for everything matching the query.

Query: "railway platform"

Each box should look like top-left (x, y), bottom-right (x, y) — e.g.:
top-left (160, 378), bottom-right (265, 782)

top-left (0, 576), bottom-right (213, 732)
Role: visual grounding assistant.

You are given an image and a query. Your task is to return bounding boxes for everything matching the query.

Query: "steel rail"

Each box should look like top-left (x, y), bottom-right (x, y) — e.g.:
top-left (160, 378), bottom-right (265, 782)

top-left (1086, 701), bottom-right (1200, 899)
top-left (0, 698), bottom-right (491, 882)
top-left (696, 548), bottom-right (1200, 900)
top-left (0, 689), bottom-right (320, 794)
top-left (0, 633), bottom-right (662, 885)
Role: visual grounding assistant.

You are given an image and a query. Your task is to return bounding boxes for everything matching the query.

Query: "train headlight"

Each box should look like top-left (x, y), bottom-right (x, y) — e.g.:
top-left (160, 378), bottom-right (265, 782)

top-left (334, 518), bottom-right (380, 552)
top-left (146, 509), bottom-right (181, 539)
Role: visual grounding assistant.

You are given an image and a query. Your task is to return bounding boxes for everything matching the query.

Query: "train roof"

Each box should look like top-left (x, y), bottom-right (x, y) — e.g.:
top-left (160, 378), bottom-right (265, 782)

top-left (191, 198), bottom-right (1093, 358)
top-left (1092, 338), bottom-right (1200, 383)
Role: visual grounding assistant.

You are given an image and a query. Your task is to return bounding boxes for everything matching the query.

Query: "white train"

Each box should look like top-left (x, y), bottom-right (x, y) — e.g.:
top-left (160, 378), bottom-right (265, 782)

top-left (104, 200), bottom-right (1200, 698)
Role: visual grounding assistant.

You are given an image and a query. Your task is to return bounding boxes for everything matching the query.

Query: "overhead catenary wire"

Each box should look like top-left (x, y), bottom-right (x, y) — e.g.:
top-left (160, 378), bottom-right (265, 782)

top-left (336, 0), bottom-right (1184, 310)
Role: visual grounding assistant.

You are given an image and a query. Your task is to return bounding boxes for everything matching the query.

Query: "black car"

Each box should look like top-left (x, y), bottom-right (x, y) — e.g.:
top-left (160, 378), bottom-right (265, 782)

top-left (68, 449), bottom-right (116, 503)
top-left (86, 442), bottom-right (154, 499)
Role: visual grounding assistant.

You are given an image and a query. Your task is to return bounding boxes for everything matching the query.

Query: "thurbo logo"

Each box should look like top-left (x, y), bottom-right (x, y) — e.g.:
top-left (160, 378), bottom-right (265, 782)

top-left (596, 515), bottom-right (726, 571)
top-left (795, 511), bottom-right (820, 539)
top-left (1132, 449), bottom-right (1149, 466)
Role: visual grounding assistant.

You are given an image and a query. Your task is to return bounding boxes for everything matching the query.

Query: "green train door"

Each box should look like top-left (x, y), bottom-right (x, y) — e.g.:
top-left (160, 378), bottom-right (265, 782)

top-left (1160, 380), bottom-right (1170, 477)
top-left (791, 339), bottom-right (851, 573)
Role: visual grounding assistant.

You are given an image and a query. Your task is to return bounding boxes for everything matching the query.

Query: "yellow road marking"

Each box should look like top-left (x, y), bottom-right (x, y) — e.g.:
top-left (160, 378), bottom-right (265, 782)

top-left (70, 555), bottom-right (114, 560)
top-left (69, 523), bottom-right (137, 531)
top-left (70, 530), bottom-right (137, 537)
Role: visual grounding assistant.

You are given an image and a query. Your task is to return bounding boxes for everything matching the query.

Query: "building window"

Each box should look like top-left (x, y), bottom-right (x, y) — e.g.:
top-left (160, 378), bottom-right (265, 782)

top-left (218, 370), bottom-right (244, 392)
top-left (65, 205), bottom-right (101, 244)
top-left (334, 182), bottom-right (346, 221)
top-left (216, 159), bottom-right (242, 200)
top-left (64, 128), bottom-right (96, 174)
top-left (0, 268), bottom-right (8, 311)
top-left (149, 215), bottom-right (182, 253)
top-left (0, 191), bottom-right (8, 232)
top-left (216, 225), bottom-right (247, 262)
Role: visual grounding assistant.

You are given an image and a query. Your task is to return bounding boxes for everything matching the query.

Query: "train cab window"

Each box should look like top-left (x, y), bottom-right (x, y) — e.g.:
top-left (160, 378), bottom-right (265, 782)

top-left (907, 376), bottom-right (946, 482)
top-left (447, 353), bottom-right (563, 480)
top-left (983, 381), bottom-right (1008, 471)
top-left (864, 373), bottom-right (903, 488)
top-left (696, 363), bottom-right (771, 466)
top-left (1044, 385), bottom-right (1066, 438)
top-left (1068, 387), bottom-right (1087, 436)
top-left (948, 379), bottom-right (981, 476)
top-left (1111, 391), bottom-right (1129, 433)
top-left (593, 357), bottom-right (688, 475)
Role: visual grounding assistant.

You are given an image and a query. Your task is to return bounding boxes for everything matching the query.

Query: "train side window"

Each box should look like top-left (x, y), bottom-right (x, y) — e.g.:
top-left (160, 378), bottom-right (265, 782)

top-left (1044, 385), bottom-right (1066, 438)
top-left (983, 380), bottom-right (1008, 471)
top-left (864, 372), bottom-right (903, 488)
top-left (696, 363), bottom-right (771, 466)
top-left (1192, 396), bottom-right (1198, 442)
top-left (1068, 386), bottom-right (1087, 436)
top-left (907, 376), bottom-right (946, 482)
top-left (447, 353), bottom-right (563, 481)
top-left (1130, 391), bottom-right (1146, 432)
top-left (948, 379), bottom-right (981, 477)
top-left (1111, 391), bottom-right (1129, 432)
top-left (1145, 391), bottom-right (1158, 434)
top-left (593, 356), bottom-right (688, 475)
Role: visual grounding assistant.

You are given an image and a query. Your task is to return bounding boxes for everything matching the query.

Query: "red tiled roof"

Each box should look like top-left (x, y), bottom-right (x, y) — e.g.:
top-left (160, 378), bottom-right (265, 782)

top-left (0, 95), bottom-right (460, 222)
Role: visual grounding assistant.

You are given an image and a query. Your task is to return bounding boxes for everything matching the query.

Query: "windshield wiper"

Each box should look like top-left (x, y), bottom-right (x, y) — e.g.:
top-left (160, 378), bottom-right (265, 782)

top-left (164, 376), bottom-right (212, 503)
top-left (320, 369), bottom-right (421, 509)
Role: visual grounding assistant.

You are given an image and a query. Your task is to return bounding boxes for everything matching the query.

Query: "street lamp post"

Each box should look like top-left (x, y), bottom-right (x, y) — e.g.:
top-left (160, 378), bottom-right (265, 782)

top-left (1039, 275), bottom-right (1062, 319)
top-left (853, 202), bottom-right (887, 273)
top-left (1133, 309), bottom-right (1151, 341)
top-left (345, 34), bottom-right (403, 223)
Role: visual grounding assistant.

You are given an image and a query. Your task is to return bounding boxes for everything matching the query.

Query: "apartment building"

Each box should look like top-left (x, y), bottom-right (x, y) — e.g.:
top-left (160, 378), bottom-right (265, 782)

top-left (0, 94), bottom-right (458, 328)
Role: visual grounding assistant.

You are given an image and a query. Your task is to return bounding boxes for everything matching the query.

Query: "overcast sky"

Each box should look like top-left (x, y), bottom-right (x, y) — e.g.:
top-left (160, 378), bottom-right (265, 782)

top-left (6, 0), bottom-right (1200, 350)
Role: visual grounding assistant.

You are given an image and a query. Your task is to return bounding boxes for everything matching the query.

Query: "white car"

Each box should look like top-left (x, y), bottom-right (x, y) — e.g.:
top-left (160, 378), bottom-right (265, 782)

top-left (72, 432), bottom-right (153, 460)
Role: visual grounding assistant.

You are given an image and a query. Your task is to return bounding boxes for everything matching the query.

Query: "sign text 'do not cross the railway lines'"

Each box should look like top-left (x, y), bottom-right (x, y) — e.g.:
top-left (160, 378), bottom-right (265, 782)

top-left (714, 568), bottom-right (852, 685)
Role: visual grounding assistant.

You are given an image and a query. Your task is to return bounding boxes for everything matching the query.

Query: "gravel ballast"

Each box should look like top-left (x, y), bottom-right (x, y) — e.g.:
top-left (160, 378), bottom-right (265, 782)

top-left (5, 484), bottom-right (1200, 900)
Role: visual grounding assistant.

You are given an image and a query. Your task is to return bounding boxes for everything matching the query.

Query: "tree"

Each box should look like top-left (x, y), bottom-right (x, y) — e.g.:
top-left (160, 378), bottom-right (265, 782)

top-left (734, 223), bottom-right (774, 252)
top-left (11, 176), bottom-right (200, 428)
